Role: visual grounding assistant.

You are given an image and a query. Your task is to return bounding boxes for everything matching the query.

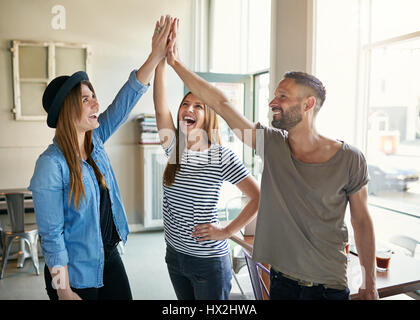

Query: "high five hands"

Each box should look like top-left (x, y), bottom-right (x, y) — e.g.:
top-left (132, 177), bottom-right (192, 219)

top-left (136, 15), bottom-right (176, 84)
top-left (153, 15), bottom-right (180, 66)
top-left (151, 15), bottom-right (173, 62)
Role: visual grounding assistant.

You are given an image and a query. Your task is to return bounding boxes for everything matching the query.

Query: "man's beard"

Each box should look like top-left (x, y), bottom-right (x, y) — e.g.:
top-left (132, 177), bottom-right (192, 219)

top-left (271, 103), bottom-right (303, 130)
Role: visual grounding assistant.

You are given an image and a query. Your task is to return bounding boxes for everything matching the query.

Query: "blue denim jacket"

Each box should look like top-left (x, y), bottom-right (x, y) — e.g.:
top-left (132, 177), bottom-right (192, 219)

top-left (29, 70), bottom-right (148, 289)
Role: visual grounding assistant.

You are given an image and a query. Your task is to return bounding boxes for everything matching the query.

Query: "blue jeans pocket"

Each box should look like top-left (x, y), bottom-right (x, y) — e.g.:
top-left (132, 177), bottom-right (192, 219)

top-left (270, 270), bottom-right (301, 300)
top-left (188, 254), bottom-right (232, 299)
top-left (165, 246), bottom-right (232, 300)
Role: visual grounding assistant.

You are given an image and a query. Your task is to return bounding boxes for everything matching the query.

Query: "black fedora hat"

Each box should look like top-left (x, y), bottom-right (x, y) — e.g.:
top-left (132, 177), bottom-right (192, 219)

top-left (42, 71), bottom-right (89, 128)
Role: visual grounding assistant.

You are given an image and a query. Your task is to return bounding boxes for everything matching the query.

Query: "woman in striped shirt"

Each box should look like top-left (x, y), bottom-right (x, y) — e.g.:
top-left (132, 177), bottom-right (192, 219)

top-left (153, 17), bottom-right (260, 300)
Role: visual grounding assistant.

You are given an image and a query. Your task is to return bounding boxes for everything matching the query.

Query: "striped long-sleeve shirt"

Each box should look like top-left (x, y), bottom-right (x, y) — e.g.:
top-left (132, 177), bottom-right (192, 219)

top-left (162, 138), bottom-right (249, 258)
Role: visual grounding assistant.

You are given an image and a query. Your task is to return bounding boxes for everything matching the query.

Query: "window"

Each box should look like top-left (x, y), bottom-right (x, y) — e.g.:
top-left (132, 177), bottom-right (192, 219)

top-left (190, 70), bottom-right (270, 210)
top-left (254, 71), bottom-right (270, 128)
top-left (365, 39), bottom-right (420, 207)
top-left (192, 73), bottom-right (253, 210)
top-left (253, 71), bottom-right (270, 181)
top-left (193, 73), bottom-right (250, 162)
top-left (313, 0), bottom-right (361, 144)
top-left (11, 40), bottom-right (91, 121)
top-left (209, 0), bottom-right (271, 74)
top-left (192, 1), bottom-right (271, 211)
top-left (370, 0), bottom-right (420, 42)
top-left (315, 0), bottom-right (420, 249)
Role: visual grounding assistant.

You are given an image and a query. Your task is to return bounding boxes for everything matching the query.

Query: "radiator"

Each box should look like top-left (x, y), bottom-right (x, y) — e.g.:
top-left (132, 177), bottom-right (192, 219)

top-left (139, 145), bottom-right (166, 229)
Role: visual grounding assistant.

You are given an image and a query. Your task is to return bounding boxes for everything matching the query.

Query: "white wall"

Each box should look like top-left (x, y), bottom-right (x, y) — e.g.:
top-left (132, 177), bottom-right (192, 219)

top-left (0, 0), bottom-right (193, 225)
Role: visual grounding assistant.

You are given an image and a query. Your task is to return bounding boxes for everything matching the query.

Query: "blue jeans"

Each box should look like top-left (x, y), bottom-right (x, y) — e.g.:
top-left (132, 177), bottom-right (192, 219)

top-left (165, 244), bottom-right (232, 300)
top-left (270, 268), bottom-right (350, 300)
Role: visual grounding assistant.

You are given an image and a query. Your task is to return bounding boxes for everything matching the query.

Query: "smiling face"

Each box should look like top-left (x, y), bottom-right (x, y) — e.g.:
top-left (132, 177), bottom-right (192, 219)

top-left (178, 93), bottom-right (206, 135)
top-left (269, 78), bottom-right (304, 130)
top-left (74, 83), bottom-right (100, 133)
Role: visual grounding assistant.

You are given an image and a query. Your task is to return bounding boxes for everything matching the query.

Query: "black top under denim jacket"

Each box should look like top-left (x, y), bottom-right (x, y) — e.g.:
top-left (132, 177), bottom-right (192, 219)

top-left (98, 181), bottom-right (121, 254)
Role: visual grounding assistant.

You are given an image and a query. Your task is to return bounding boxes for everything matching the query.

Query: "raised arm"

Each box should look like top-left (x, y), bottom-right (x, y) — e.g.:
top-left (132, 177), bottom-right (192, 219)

top-left (137, 15), bottom-right (174, 85)
top-left (153, 57), bottom-right (176, 149)
top-left (167, 19), bottom-right (257, 149)
top-left (96, 15), bottom-right (174, 143)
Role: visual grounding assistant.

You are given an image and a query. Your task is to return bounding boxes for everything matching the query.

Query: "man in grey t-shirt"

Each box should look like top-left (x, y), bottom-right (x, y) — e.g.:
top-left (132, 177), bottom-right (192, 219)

top-left (232, 72), bottom-right (378, 300)
top-left (163, 30), bottom-right (378, 299)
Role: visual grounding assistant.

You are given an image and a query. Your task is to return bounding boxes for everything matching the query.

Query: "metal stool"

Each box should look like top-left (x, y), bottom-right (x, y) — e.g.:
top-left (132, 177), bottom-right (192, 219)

top-left (0, 193), bottom-right (40, 279)
top-left (231, 244), bottom-right (247, 295)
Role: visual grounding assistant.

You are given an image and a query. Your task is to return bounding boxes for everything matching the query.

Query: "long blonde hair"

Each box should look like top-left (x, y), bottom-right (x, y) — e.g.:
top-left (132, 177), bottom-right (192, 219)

top-left (163, 92), bottom-right (221, 186)
top-left (55, 81), bottom-right (106, 209)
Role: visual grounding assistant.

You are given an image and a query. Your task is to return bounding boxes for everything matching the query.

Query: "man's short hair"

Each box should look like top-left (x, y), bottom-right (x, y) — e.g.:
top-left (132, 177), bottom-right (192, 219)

top-left (284, 71), bottom-right (326, 112)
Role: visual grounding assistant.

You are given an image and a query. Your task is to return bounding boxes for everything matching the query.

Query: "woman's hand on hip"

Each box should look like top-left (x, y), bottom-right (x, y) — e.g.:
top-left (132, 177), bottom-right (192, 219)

top-left (166, 18), bottom-right (180, 67)
top-left (192, 223), bottom-right (229, 241)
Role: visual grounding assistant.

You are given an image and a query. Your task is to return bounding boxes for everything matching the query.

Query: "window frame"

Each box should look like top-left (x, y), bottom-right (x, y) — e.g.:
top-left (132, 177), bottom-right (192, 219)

top-left (207, 0), bottom-right (271, 74)
top-left (185, 70), bottom-right (269, 214)
top-left (10, 40), bottom-right (92, 121)
top-left (359, 5), bottom-right (420, 216)
top-left (193, 72), bottom-right (253, 169)
top-left (313, 0), bottom-right (420, 219)
top-left (192, 70), bottom-right (269, 177)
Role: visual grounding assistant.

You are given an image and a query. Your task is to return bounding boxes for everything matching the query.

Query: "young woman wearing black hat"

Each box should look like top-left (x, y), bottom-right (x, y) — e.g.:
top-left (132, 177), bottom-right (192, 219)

top-left (28, 16), bottom-right (174, 300)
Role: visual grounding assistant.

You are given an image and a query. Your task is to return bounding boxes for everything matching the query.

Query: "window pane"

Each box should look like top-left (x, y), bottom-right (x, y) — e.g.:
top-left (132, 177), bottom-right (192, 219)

top-left (247, 0), bottom-right (271, 72)
top-left (366, 38), bottom-right (420, 216)
top-left (19, 46), bottom-right (48, 79)
top-left (213, 82), bottom-right (244, 157)
top-left (314, 0), bottom-right (360, 144)
top-left (371, 0), bottom-right (420, 42)
top-left (55, 47), bottom-right (86, 76)
top-left (211, 82), bottom-right (244, 210)
top-left (20, 82), bottom-right (47, 116)
top-left (315, 0), bottom-right (420, 248)
top-left (253, 72), bottom-right (269, 180)
top-left (254, 72), bottom-right (270, 126)
top-left (210, 0), bottom-right (243, 73)
top-left (210, 0), bottom-right (270, 74)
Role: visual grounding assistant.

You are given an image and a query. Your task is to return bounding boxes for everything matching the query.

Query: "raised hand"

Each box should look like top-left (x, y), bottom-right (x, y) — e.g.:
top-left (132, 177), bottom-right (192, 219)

top-left (136, 15), bottom-right (173, 84)
top-left (166, 17), bottom-right (180, 66)
top-left (151, 15), bottom-right (173, 63)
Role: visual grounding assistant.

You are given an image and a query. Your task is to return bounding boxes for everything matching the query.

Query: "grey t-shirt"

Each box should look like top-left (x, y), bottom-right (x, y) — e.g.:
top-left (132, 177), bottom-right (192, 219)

top-left (253, 123), bottom-right (369, 288)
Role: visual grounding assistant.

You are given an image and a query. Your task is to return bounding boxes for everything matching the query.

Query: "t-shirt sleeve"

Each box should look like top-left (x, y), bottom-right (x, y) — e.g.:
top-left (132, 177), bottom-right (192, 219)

top-left (220, 147), bottom-right (250, 184)
top-left (345, 148), bottom-right (370, 195)
top-left (255, 122), bottom-right (288, 158)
